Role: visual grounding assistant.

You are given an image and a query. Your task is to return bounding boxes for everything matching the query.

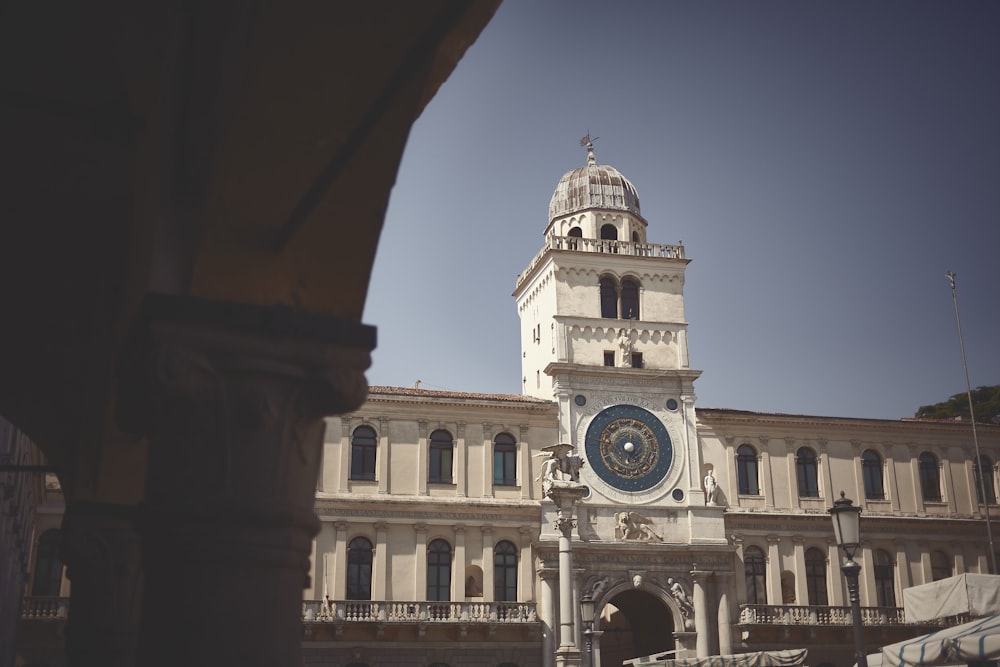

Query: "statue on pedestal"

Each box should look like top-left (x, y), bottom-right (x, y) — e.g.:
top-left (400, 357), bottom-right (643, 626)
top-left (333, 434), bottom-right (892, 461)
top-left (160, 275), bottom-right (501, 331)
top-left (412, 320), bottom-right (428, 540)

top-left (537, 443), bottom-right (585, 499)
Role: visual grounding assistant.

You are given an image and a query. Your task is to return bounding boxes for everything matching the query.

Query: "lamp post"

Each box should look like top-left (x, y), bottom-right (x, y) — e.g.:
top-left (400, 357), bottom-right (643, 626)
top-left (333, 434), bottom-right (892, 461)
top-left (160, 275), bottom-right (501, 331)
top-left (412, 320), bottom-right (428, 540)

top-left (829, 491), bottom-right (865, 667)
top-left (580, 594), bottom-right (596, 667)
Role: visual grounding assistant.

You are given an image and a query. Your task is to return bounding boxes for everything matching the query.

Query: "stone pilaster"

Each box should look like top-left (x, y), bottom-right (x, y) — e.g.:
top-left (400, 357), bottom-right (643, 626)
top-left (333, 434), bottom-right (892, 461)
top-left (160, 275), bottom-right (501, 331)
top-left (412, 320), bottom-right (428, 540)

top-left (61, 501), bottom-right (143, 667)
top-left (690, 569), bottom-right (711, 657)
top-left (116, 294), bottom-right (373, 667)
top-left (716, 572), bottom-right (733, 655)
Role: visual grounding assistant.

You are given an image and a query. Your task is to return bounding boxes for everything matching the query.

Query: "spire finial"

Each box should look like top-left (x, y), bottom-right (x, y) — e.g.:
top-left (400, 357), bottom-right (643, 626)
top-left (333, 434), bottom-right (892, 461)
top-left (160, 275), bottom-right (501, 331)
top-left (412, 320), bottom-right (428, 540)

top-left (580, 131), bottom-right (598, 165)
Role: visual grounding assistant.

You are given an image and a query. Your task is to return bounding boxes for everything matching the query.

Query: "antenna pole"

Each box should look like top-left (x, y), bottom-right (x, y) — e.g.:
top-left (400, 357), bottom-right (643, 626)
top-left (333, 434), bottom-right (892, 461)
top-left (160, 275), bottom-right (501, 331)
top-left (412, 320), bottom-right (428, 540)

top-left (946, 271), bottom-right (997, 574)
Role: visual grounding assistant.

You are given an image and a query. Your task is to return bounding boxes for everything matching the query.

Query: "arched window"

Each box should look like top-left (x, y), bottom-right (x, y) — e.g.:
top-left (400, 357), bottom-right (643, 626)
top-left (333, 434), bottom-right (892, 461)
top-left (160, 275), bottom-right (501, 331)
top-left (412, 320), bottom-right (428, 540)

top-left (429, 430), bottom-right (453, 484)
top-left (804, 548), bottom-right (828, 606)
top-left (494, 540), bottom-right (518, 602)
top-left (736, 444), bottom-right (759, 495)
top-left (31, 530), bottom-right (63, 596)
top-left (427, 539), bottom-right (452, 601)
top-left (862, 450), bottom-right (884, 500)
top-left (874, 549), bottom-right (896, 607)
top-left (974, 455), bottom-right (996, 505)
top-left (346, 537), bottom-right (373, 600)
top-left (631, 231), bottom-right (639, 243)
top-left (599, 276), bottom-right (618, 319)
top-left (493, 433), bottom-right (517, 486)
top-left (930, 550), bottom-right (951, 581)
top-left (620, 278), bottom-right (640, 320)
top-left (744, 546), bottom-right (766, 605)
top-left (919, 452), bottom-right (941, 502)
top-left (350, 425), bottom-right (377, 481)
top-left (600, 223), bottom-right (618, 253)
top-left (796, 447), bottom-right (819, 498)
top-left (568, 226), bottom-right (582, 250)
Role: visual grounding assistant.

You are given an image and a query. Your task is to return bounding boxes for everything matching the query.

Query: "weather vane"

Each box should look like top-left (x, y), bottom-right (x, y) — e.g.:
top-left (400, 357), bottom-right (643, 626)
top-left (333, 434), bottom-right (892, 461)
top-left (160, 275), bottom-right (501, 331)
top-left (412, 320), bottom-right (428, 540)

top-left (580, 131), bottom-right (598, 165)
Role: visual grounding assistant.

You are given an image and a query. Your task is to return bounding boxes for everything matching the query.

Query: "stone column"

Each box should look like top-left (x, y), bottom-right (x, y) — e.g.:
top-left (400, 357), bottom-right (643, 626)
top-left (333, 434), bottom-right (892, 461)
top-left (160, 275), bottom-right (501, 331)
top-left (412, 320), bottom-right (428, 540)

top-left (539, 568), bottom-right (558, 667)
top-left (116, 294), bottom-right (372, 667)
top-left (454, 526), bottom-right (467, 600)
top-left (377, 416), bottom-right (390, 494)
top-left (760, 438), bottom-right (774, 509)
top-left (374, 522), bottom-right (389, 599)
top-left (766, 535), bottom-right (782, 605)
top-left (415, 524), bottom-right (428, 601)
top-left (336, 416), bottom-right (351, 492)
top-left (550, 486), bottom-right (586, 667)
top-left (827, 538), bottom-right (844, 606)
top-left (716, 573), bottom-right (733, 655)
top-left (691, 569), bottom-right (711, 658)
top-left (791, 535), bottom-right (807, 605)
top-left (784, 440), bottom-right (798, 507)
top-left (519, 526), bottom-right (534, 602)
top-left (894, 539), bottom-right (911, 592)
top-left (483, 423), bottom-right (494, 498)
top-left (332, 521), bottom-right (348, 599)
top-left (456, 422), bottom-right (467, 497)
top-left (519, 425), bottom-right (531, 500)
top-left (731, 534), bottom-right (750, 616)
top-left (482, 525), bottom-right (495, 602)
top-left (61, 501), bottom-right (143, 667)
top-left (417, 420), bottom-right (429, 496)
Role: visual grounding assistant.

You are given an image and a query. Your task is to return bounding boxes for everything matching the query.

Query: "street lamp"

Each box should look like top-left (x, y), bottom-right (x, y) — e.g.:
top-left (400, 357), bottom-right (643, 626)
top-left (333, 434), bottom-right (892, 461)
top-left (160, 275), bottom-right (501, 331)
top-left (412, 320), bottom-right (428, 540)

top-left (829, 491), bottom-right (865, 667)
top-left (580, 594), bottom-right (596, 667)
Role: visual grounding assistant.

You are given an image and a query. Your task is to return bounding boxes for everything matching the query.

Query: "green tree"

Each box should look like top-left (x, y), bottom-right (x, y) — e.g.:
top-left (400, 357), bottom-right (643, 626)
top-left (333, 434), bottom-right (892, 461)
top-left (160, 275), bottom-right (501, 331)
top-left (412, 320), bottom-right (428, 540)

top-left (915, 385), bottom-right (1000, 424)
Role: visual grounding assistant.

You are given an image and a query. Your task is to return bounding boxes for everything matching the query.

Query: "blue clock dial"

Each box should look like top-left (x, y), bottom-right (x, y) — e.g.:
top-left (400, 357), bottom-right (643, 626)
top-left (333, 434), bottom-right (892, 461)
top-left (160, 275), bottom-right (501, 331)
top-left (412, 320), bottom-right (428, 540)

top-left (584, 404), bottom-right (673, 492)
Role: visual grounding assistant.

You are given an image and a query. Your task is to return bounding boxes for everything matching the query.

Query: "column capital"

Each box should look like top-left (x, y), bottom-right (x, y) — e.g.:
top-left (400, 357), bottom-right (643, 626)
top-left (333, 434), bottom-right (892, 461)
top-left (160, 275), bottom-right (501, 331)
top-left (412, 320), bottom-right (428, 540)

top-left (115, 294), bottom-right (375, 666)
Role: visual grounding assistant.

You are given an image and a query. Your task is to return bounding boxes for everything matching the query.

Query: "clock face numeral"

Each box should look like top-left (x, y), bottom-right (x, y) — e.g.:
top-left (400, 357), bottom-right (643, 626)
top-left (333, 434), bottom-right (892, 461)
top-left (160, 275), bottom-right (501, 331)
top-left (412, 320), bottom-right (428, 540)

top-left (585, 405), bottom-right (673, 492)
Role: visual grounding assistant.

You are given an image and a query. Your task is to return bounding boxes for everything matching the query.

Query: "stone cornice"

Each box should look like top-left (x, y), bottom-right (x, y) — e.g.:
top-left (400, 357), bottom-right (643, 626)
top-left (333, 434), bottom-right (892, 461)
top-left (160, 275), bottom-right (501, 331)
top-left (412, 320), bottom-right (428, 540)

top-left (696, 408), bottom-right (1000, 440)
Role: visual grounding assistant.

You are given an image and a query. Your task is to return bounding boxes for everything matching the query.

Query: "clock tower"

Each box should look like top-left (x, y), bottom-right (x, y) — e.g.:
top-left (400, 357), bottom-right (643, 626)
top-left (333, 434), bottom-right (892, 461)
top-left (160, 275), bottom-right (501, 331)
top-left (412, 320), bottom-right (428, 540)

top-left (514, 139), bottom-right (711, 513)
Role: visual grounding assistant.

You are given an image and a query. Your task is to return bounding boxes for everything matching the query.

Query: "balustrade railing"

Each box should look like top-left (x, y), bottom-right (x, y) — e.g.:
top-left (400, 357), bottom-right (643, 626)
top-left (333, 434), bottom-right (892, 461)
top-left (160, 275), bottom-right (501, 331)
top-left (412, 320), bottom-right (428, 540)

top-left (738, 604), bottom-right (913, 627)
top-left (20, 596), bottom-right (69, 620)
top-left (515, 235), bottom-right (685, 288)
top-left (303, 599), bottom-right (538, 624)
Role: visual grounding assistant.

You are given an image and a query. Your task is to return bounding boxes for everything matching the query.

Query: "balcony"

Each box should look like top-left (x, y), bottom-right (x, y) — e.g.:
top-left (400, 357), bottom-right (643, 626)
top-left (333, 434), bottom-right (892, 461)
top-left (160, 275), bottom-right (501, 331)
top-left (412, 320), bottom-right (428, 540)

top-left (20, 596), bottom-right (68, 621)
top-left (515, 235), bottom-right (685, 289)
top-left (737, 604), bottom-right (969, 627)
top-left (302, 599), bottom-right (540, 642)
top-left (304, 599), bottom-right (537, 624)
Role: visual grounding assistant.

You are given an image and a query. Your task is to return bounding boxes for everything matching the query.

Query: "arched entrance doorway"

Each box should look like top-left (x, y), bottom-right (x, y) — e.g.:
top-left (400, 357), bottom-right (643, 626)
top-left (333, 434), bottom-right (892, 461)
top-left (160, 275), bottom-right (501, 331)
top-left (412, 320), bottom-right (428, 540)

top-left (598, 589), bottom-right (674, 667)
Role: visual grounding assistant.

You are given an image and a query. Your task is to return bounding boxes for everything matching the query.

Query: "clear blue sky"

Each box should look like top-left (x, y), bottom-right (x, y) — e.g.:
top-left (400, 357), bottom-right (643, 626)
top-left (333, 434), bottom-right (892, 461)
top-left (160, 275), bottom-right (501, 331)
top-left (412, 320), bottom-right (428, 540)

top-left (364, 0), bottom-right (1000, 421)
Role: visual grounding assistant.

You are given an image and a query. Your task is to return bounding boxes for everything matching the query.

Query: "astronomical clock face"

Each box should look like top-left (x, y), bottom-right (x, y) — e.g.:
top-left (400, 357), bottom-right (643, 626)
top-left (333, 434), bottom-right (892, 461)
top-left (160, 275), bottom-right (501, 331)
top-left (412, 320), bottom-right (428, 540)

top-left (584, 404), bottom-right (673, 492)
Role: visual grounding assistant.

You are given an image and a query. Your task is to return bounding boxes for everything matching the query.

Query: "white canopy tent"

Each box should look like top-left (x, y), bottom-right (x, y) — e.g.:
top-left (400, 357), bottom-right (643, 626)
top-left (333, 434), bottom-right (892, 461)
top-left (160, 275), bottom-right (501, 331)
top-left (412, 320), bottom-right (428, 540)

top-left (903, 574), bottom-right (1000, 623)
top-left (869, 614), bottom-right (1000, 667)
top-left (624, 649), bottom-right (808, 667)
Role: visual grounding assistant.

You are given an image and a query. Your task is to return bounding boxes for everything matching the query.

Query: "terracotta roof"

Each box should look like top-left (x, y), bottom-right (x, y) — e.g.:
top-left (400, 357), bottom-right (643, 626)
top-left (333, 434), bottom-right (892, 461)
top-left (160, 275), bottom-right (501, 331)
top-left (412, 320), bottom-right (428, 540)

top-left (367, 385), bottom-right (553, 405)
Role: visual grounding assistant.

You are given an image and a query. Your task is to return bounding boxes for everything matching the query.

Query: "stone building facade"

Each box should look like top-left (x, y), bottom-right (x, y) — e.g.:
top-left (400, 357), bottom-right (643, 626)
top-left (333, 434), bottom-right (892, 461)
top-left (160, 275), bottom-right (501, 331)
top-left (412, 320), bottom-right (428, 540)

top-left (15, 144), bottom-right (999, 667)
